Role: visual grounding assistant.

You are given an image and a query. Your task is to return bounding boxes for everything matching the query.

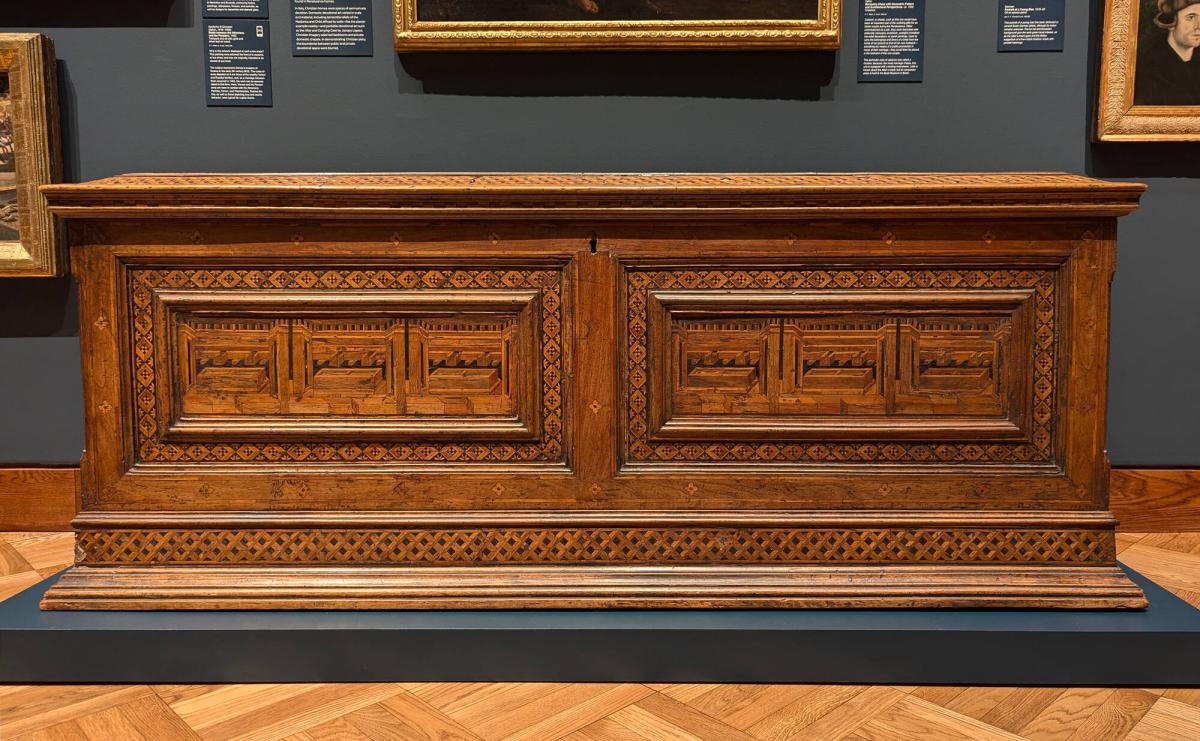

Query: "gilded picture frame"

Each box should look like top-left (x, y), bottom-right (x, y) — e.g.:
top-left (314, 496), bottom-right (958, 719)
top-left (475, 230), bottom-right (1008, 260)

top-left (393, 0), bottom-right (841, 51)
top-left (0, 33), bottom-right (62, 277)
top-left (1097, 0), bottom-right (1200, 141)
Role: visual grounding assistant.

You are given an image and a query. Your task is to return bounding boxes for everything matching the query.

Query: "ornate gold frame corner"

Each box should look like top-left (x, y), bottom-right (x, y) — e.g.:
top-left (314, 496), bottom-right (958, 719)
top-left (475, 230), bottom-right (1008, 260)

top-left (1097, 0), bottom-right (1200, 141)
top-left (0, 33), bottom-right (62, 277)
top-left (393, 0), bottom-right (841, 51)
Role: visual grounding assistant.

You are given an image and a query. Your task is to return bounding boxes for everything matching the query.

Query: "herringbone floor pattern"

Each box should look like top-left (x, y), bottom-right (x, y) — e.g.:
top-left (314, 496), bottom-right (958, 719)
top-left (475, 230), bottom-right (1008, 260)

top-left (2, 530), bottom-right (1199, 741)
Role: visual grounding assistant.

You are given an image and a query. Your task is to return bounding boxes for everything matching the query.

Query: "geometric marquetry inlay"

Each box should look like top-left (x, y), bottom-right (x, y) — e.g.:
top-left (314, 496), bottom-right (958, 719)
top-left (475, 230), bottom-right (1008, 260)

top-left (76, 527), bottom-right (1115, 566)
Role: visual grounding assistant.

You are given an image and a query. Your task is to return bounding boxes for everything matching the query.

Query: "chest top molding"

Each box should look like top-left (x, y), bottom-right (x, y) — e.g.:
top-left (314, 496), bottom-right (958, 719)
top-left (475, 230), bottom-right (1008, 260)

top-left (42, 172), bottom-right (1146, 221)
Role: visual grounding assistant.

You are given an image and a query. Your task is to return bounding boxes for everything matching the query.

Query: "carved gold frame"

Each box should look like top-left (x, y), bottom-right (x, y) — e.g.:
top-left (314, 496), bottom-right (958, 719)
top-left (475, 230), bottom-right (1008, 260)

top-left (0, 33), bottom-right (62, 277)
top-left (393, 0), bottom-right (840, 51)
top-left (1097, 0), bottom-right (1200, 141)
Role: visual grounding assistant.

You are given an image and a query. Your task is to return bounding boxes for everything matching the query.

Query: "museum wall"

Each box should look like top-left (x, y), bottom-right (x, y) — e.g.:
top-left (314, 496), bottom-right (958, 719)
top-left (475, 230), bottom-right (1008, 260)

top-left (1, 0), bottom-right (1197, 465)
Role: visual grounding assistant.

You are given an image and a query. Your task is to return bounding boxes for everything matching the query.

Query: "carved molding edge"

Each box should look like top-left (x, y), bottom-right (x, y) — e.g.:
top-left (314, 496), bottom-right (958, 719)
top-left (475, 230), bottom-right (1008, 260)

top-left (41, 564), bottom-right (1147, 610)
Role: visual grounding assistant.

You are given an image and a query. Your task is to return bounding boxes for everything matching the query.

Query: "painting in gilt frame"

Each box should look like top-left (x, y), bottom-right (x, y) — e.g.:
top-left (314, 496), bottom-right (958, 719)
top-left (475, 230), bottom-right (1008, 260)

top-left (393, 0), bottom-right (841, 51)
top-left (1098, 0), bottom-right (1200, 140)
top-left (0, 34), bottom-right (61, 277)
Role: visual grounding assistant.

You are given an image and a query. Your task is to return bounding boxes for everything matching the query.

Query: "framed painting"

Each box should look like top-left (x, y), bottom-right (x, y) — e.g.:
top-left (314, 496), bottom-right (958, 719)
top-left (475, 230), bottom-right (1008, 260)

top-left (393, 0), bottom-right (841, 51)
top-left (1098, 0), bottom-right (1200, 140)
top-left (0, 33), bottom-right (61, 277)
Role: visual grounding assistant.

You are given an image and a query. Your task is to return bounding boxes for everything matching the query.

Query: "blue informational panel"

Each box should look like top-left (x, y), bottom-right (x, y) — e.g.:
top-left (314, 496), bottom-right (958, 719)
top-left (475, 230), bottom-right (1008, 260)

top-left (204, 19), bottom-right (273, 107)
top-left (291, 0), bottom-right (374, 56)
top-left (997, 0), bottom-right (1066, 52)
top-left (203, 0), bottom-right (269, 19)
top-left (858, 0), bottom-right (926, 82)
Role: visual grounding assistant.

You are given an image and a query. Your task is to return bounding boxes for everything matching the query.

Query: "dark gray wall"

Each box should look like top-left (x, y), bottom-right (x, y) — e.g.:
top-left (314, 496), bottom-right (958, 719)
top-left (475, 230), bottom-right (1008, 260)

top-left (2, 0), bottom-right (1198, 465)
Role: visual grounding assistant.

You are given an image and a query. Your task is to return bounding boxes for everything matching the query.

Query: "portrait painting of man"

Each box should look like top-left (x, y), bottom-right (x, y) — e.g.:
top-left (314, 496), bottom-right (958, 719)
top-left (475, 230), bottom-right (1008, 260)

top-left (1133, 0), bottom-right (1200, 105)
top-left (1097, 0), bottom-right (1200, 140)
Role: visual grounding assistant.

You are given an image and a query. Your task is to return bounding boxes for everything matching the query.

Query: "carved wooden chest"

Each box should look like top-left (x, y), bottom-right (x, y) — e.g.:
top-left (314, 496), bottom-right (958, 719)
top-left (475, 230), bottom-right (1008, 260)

top-left (40, 173), bottom-right (1148, 609)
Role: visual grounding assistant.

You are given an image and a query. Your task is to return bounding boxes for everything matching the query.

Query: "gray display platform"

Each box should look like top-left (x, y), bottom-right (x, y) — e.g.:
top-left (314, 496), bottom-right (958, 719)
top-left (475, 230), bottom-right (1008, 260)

top-left (3, 568), bottom-right (1199, 684)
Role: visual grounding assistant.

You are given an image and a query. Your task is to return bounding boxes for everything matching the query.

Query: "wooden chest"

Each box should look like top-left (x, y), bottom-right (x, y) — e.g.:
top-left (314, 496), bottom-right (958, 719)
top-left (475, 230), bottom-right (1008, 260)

top-left (40, 173), bottom-right (1148, 609)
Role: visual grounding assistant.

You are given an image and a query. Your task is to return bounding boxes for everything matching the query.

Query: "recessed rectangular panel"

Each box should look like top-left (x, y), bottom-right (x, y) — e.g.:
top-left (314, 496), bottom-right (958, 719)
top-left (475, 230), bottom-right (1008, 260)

top-left (636, 283), bottom-right (1044, 455)
top-left (135, 282), bottom-right (561, 453)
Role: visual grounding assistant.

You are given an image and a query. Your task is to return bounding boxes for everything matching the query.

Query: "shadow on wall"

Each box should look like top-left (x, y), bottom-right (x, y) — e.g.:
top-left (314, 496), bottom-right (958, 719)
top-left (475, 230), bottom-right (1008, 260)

top-left (398, 51), bottom-right (837, 99)
top-left (0, 278), bottom-right (78, 338)
top-left (4, 0), bottom-right (191, 28)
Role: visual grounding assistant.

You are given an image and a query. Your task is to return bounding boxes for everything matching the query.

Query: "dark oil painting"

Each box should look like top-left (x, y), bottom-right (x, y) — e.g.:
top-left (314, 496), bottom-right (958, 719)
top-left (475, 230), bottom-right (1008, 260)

top-left (1133, 0), bottom-right (1200, 105)
top-left (0, 71), bottom-right (19, 242)
top-left (418, 0), bottom-right (820, 23)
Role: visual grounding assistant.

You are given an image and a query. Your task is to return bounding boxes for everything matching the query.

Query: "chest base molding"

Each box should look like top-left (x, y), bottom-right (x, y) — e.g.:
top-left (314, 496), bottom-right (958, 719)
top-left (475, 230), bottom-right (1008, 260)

top-left (41, 564), bottom-right (1146, 610)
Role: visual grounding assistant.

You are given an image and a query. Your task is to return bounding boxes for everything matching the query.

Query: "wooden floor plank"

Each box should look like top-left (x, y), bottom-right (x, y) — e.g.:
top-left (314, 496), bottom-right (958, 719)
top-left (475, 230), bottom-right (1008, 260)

top-left (416, 682), bottom-right (563, 720)
top-left (0, 539), bottom-right (33, 576)
top-left (1160, 688), bottom-right (1200, 709)
top-left (500, 684), bottom-right (652, 741)
top-left (4, 531), bottom-right (74, 571)
top-left (980, 687), bottom-right (1069, 733)
top-left (1137, 533), bottom-right (1200, 555)
top-left (678, 683), bottom-right (814, 731)
top-left (73, 693), bottom-right (200, 741)
top-left (616, 692), bottom-right (757, 741)
top-left (0, 686), bottom-right (155, 739)
top-left (909, 686), bottom-right (968, 705)
top-left (298, 714), bottom-right (375, 741)
top-left (182, 683), bottom-right (402, 741)
top-left (1116, 533), bottom-right (1148, 555)
top-left (570, 716), bottom-right (652, 741)
top-left (856, 696), bottom-right (1024, 741)
top-left (1060, 688), bottom-right (1156, 741)
top-left (606, 703), bottom-right (709, 741)
top-left (0, 569), bottom-right (42, 601)
top-left (1119, 545), bottom-right (1200, 593)
top-left (941, 686), bottom-right (1019, 721)
top-left (374, 692), bottom-right (483, 740)
top-left (784, 686), bottom-right (905, 741)
top-left (745, 685), bottom-right (868, 741)
top-left (647, 684), bottom-right (713, 704)
top-left (1018, 688), bottom-right (1115, 741)
top-left (455, 683), bottom-right (628, 741)
top-left (1126, 697), bottom-right (1200, 741)
top-left (10, 718), bottom-right (88, 741)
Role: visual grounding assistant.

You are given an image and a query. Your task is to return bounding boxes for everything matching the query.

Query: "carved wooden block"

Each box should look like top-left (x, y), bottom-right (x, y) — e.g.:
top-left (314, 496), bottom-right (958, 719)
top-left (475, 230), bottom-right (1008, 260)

top-left (40, 173), bottom-right (1148, 609)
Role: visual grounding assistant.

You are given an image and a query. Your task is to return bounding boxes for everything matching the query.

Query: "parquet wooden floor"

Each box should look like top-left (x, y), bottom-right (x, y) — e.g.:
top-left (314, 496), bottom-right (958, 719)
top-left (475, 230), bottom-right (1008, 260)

top-left (2, 530), bottom-right (1199, 741)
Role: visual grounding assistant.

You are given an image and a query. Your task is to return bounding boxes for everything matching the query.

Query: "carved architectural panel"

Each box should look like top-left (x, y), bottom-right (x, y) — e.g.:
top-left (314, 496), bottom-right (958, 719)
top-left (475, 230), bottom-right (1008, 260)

top-left (633, 273), bottom-right (1049, 459)
top-left (133, 268), bottom-right (567, 462)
